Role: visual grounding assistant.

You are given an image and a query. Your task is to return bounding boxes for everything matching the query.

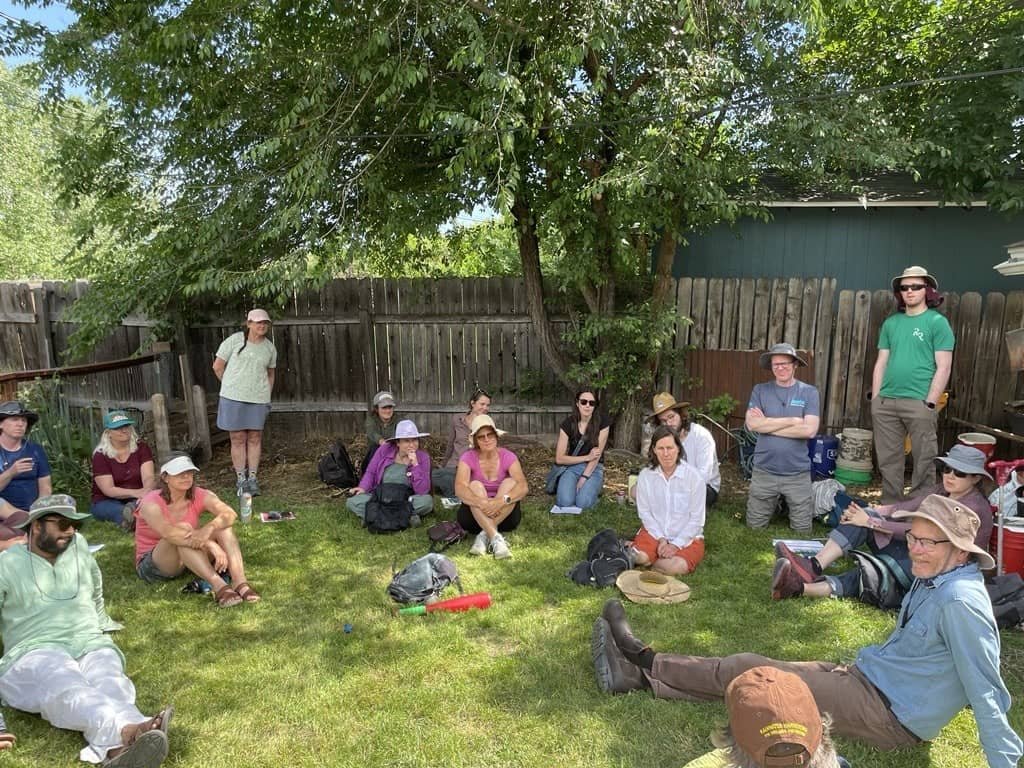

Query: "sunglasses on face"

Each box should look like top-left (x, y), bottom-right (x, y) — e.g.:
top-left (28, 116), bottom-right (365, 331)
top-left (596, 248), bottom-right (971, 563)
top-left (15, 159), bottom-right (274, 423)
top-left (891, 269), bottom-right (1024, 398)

top-left (476, 430), bottom-right (497, 441)
top-left (578, 398), bottom-right (598, 407)
top-left (899, 284), bottom-right (927, 292)
top-left (45, 517), bottom-right (83, 532)
top-left (941, 466), bottom-right (970, 479)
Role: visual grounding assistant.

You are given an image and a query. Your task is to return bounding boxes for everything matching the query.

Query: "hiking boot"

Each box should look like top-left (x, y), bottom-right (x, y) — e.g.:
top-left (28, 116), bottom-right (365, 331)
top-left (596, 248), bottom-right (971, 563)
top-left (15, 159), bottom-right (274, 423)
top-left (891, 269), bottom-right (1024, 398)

top-left (776, 542), bottom-right (819, 584)
top-left (246, 477), bottom-right (261, 496)
top-left (591, 618), bottom-right (646, 694)
top-left (771, 558), bottom-right (805, 600)
top-left (469, 531), bottom-right (489, 556)
top-left (103, 730), bottom-right (168, 768)
top-left (490, 533), bottom-right (511, 559)
top-left (601, 599), bottom-right (650, 660)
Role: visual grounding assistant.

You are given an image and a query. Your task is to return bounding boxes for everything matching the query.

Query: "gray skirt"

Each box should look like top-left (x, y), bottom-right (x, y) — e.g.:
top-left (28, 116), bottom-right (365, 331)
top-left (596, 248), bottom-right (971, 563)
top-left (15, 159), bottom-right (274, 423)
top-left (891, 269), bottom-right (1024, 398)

top-left (217, 397), bottom-right (271, 431)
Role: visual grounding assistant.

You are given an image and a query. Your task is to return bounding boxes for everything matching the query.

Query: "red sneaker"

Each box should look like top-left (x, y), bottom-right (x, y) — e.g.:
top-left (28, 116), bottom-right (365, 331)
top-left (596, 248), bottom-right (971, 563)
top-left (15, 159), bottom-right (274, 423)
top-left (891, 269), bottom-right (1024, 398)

top-left (777, 542), bottom-right (820, 584)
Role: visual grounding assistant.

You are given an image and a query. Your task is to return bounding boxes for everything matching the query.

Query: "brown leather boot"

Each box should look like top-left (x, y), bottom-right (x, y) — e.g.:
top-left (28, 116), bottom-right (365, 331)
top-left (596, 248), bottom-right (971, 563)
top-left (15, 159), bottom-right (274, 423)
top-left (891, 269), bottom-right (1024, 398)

top-left (591, 618), bottom-right (646, 694)
top-left (600, 599), bottom-right (651, 661)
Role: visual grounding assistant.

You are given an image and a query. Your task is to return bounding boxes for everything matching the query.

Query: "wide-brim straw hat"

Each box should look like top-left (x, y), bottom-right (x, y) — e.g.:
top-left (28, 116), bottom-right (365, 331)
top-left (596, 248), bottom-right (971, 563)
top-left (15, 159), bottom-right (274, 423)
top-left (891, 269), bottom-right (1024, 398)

top-left (650, 392), bottom-right (690, 420)
top-left (892, 494), bottom-right (995, 570)
top-left (468, 414), bottom-right (506, 438)
top-left (935, 444), bottom-right (992, 480)
top-left (758, 343), bottom-right (808, 370)
top-left (388, 419), bottom-right (429, 440)
top-left (616, 569), bottom-right (691, 605)
top-left (891, 265), bottom-right (938, 293)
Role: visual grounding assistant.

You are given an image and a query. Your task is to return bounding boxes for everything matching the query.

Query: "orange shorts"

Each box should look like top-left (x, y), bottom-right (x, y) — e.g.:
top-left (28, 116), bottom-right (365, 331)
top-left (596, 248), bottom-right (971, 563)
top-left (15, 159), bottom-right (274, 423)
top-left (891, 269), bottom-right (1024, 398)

top-left (632, 527), bottom-right (705, 571)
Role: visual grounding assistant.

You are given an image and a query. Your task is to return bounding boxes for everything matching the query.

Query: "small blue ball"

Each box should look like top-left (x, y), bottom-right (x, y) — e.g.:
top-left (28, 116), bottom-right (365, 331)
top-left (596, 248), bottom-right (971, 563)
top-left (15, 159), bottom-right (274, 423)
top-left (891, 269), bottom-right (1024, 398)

top-left (343, 623), bottom-right (353, 634)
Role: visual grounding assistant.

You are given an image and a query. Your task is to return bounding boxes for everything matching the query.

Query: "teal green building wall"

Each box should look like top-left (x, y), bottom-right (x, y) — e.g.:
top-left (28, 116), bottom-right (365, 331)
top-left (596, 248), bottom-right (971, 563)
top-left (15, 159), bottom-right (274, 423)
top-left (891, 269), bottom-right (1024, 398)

top-left (675, 206), bottom-right (1024, 293)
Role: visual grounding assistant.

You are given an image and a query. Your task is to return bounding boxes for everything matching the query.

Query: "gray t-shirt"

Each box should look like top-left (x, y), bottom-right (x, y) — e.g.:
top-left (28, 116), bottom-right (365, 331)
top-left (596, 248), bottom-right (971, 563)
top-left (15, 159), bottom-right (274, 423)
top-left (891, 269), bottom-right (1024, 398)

top-left (748, 379), bottom-right (819, 475)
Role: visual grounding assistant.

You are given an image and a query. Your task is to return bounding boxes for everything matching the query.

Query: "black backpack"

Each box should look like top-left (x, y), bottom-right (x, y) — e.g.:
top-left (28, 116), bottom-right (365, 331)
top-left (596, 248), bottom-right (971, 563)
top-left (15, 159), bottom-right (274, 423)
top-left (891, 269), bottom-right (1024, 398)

top-left (568, 528), bottom-right (630, 587)
top-left (986, 573), bottom-right (1024, 630)
top-left (850, 550), bottom-right (910, 610)
top-left (427, 520), bottom-right (467, 552)
top-left (318, 440), bottom-right (358, 489)
top-left (364, 483), bottom-right (415, 533)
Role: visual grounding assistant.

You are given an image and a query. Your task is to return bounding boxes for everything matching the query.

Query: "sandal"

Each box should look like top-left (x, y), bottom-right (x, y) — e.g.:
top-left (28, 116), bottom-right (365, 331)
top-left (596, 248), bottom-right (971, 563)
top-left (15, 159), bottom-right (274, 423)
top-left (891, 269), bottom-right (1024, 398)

top-left (234, 581), bottom-right (261, 603)
top-left (214, 585), bottom-right (242, 608)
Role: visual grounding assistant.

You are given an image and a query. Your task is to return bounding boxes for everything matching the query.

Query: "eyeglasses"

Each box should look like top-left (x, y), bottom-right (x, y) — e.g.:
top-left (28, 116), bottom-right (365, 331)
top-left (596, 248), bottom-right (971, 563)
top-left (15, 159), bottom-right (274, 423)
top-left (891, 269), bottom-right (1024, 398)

top-left (941, 466), bottom-right (970, 479)
top-left (906, 532), bottom-right (951, 551)
top-left (578, 398), bottom-right (598, 407)
top-left (899, 284), bottom-right (928, 292)
top-left (45, 517), bottom-right (83, 532)
top-left (771, 362), bottom-right (794, 369)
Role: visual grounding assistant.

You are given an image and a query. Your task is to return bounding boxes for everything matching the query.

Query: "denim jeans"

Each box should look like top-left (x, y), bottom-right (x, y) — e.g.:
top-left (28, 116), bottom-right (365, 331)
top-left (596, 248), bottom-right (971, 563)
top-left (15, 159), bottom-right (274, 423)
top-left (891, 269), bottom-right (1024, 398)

top-left (555, 463), bottom-right (604, 510)
top-left (825, 513), bottom-right (912, 598)
top-left (90, 498), bottom-right (130, 524)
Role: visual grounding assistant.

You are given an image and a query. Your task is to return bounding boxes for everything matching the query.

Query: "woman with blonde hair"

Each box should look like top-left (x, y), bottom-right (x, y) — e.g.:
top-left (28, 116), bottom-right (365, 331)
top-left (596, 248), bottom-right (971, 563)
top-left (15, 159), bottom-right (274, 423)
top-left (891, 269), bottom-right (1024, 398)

top-left (90, 410), bottom-right (156, 530)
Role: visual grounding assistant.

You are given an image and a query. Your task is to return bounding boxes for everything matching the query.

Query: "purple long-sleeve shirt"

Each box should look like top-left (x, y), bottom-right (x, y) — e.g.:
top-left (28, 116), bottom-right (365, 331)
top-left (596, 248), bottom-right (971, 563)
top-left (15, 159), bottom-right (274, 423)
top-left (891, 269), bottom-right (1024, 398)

top-left (358, 443), bottom-right (431, 495)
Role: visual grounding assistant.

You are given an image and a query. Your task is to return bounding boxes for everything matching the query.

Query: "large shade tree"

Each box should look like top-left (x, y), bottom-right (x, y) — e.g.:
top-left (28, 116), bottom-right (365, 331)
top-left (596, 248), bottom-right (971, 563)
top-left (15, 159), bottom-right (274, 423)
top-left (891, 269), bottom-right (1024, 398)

top-left (4, 0), bottom-right (1022, 444)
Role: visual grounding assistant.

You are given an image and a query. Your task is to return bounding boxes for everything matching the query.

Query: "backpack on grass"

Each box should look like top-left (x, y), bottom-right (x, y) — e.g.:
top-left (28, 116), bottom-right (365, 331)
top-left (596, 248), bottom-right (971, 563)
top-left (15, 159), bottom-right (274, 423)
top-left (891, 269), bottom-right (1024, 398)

top-left (568, 528), bottom-right (630, 587)
top-left (427, 520), bottom-right (467, 552)
top-left (986, 572), bottom-right (1024, 630)
top-left (849, 550), bottom-right (910, 610)
top-left (364, 483), bottom-right (415, 534)
top-left (318, 440), bottom-right (358, 489)
top-left (387, 553), bottom-right (462, 605)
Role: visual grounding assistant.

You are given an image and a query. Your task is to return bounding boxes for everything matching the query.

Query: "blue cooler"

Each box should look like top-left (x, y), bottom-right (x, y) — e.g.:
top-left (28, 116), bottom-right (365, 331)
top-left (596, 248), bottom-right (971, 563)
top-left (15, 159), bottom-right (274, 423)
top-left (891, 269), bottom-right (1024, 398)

top-left (808, 435), bottom-right (839, 480)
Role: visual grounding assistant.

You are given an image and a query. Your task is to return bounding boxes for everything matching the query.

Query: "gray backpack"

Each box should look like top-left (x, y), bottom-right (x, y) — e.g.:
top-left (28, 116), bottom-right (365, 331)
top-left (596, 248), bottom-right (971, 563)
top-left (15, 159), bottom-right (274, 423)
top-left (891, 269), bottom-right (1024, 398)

top-left (387, 553), bottom-right (462, 605)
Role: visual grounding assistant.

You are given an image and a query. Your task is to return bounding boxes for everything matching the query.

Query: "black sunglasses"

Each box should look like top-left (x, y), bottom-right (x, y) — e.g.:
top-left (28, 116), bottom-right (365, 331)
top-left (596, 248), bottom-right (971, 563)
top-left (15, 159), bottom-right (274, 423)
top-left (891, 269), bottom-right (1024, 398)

top-left (44, 517), bottom-right (83, 532)
top-left (578, 398), bottom-right (598, 407)
top-left (899, 284), bottom-right (928, 292)
top-left (941, 466), bottom-right (970, 479)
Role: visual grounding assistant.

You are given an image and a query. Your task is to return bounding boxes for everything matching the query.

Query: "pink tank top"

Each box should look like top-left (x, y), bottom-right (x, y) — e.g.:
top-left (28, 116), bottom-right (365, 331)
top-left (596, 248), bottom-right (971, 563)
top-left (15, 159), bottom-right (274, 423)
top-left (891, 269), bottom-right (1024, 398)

top-left (458, 448), bottom-right (518, 497)
top-left (134, 488), bottom-right (209, 564)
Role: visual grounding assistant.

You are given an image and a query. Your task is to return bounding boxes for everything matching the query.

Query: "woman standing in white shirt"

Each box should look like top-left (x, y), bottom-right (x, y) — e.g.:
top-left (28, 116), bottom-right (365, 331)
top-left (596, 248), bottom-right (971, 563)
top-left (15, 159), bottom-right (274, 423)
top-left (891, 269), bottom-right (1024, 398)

top-left (630, 425), bottom-right (706, 575)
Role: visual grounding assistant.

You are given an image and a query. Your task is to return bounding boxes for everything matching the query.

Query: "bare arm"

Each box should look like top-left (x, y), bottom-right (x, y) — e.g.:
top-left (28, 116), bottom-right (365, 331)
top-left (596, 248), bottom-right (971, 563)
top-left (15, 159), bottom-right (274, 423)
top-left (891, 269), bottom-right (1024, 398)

top-left (871, 349), bottom-right (890, 397)
top-left (95, 459), bottom-right (156, 500)
top-left (138, 500), bottom-right (195, 546)
top-left (454, 460), bottom-right (484, 505)
top-left (927, 350), bottom-right (952, 404)
top-left (37, 475), bottom-right (52, 498)
top-left (505, 459), bottom-right (529, 501)
top-left (212, 356), bottom-right (227, 382)
top-left (581, 427), bottom-right (610, 478)
top-left (266, 367), bottom-right (276, 393)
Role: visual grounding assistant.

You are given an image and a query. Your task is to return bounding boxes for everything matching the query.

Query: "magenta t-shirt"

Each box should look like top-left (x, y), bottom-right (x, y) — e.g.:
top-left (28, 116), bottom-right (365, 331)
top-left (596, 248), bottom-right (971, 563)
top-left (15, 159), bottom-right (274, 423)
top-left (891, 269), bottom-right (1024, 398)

top-left (134, 487), bottom-right (209, 564)
top-left (458, 447), bottom-right (518, 497)
top-left (91, 442), bottom-right (154, 503)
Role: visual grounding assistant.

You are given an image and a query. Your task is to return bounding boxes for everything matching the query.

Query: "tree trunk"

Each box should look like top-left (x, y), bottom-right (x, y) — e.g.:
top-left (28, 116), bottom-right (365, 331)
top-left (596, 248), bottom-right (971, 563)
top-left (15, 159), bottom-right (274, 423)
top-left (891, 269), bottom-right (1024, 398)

top-left (512, 190), bottom-right (573, 385)
top-left (612, 389), bottom-right (644, 451)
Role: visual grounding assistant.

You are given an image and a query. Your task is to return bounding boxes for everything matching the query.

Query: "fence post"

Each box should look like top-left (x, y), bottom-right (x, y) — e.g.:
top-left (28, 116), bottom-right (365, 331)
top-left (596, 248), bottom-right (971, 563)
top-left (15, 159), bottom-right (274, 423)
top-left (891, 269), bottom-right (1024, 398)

top-left (31, 285), bottom-right (53, 369)
top-left (359, 304), bottom-right (377, 405)
top-left (191, 384), bottom-right (212, 463)
top-left (151, 393), bottom-right (171, 461)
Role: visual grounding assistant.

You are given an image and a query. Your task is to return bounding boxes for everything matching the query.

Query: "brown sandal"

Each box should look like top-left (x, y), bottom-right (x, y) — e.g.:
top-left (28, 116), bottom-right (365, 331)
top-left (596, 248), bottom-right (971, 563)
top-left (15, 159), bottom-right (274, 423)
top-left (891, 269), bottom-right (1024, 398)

top-left (214, 585), bottom-right (242, 608)
top-left (234, 582), bottom-right (261, 603)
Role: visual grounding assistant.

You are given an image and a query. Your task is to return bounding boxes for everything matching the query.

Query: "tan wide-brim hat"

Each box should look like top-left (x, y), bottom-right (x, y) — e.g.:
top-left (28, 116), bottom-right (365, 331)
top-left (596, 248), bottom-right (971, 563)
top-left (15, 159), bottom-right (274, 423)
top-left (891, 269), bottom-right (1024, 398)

top-left (650, 392), bottom-right (690, 421)
top-left (616, 570), bottom-right (691, 605)
top-left (891, 494), bottom-right (995, 570)
top-left (890, 265), bottom-right (938, 293)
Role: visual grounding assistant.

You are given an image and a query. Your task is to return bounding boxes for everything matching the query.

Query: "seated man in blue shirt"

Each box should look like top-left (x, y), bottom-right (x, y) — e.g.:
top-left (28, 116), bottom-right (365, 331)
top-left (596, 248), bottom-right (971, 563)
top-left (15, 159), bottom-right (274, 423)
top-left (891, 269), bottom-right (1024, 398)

top-left (592, 494), bottom-right (1023, 768)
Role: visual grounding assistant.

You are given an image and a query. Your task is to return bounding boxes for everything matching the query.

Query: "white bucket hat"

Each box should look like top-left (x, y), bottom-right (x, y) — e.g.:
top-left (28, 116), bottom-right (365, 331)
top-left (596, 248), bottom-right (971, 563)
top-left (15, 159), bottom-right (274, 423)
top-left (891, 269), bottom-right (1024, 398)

top-left (387, 419), bottom-right (429, 440)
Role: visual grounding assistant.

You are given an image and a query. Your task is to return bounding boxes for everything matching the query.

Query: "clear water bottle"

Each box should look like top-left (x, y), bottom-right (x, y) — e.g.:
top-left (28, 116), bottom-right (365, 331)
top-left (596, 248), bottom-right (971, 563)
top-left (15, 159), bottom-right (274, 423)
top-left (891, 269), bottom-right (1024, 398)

top-left (240, 492), bottom-right (253, 524)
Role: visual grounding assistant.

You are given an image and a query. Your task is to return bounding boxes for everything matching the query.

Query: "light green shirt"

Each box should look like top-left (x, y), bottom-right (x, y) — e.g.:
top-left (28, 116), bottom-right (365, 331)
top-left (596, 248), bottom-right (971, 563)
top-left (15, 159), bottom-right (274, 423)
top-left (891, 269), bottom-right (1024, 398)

top-left (682, 749), bottom-right (731, 768)
top-left (0, 534), bottom-right (123, 677)
top-left (215, 332), bottom-right (277, 404)
top-left (878, 309), bottom-right (954, 399)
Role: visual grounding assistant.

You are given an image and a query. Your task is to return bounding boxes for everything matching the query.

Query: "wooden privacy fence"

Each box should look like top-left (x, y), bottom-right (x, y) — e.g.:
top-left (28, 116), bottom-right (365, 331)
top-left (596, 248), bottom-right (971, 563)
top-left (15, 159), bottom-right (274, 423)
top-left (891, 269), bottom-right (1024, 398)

top-left (0, 277), bottom-right (1019, 444)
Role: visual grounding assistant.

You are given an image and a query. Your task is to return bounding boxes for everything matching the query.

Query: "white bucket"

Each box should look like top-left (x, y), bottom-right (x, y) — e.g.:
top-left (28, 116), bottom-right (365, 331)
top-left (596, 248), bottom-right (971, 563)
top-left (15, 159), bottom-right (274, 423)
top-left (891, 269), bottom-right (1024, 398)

top-left (838, 428), bottom-right (873, 472)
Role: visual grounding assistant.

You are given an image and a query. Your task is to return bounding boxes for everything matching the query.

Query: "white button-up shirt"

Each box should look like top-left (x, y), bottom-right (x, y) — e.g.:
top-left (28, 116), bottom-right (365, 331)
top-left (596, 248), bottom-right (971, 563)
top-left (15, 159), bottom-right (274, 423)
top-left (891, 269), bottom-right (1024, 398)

top-left (636, 461), bottom-right (706, 547)
top-left (683, 422), bottom-right (721, 492)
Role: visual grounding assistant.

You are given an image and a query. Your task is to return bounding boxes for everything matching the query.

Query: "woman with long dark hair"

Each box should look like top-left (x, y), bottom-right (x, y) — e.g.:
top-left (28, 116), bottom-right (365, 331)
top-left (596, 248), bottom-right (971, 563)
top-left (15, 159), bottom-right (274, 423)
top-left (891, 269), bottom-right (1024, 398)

top-left (212, 309), bottom-right (277, 497)
top-left (550, 388), bottom-right (610, 511)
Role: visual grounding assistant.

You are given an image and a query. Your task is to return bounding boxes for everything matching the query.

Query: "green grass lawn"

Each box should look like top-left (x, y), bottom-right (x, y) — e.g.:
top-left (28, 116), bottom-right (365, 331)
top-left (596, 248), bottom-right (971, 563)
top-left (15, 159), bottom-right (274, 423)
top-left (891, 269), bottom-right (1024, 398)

top-left (8, 486), bottom-right (1023, 767)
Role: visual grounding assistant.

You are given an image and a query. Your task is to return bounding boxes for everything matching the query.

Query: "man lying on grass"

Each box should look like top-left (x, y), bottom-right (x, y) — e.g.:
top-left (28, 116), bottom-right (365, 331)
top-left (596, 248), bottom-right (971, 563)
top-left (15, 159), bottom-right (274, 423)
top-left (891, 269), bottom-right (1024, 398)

top-left (592, 495), bottom-right (1023, 768)
top-left (0, 495), bottom-right (171, 767)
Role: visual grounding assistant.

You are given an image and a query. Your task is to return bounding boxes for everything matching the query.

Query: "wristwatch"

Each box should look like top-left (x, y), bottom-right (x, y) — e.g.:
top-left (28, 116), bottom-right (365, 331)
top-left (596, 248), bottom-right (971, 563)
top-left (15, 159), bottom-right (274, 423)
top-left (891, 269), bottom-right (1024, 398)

top-left (924, 400), bottom-right (936, 410)
top-left (503, 494), bottom-right (512, 504)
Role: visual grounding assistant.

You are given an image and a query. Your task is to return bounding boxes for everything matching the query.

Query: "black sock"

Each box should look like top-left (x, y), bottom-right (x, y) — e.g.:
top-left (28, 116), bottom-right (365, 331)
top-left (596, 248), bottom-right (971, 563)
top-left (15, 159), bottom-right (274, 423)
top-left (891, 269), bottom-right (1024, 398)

top-left (625, 648), bottom-right (655, 672)
top-left (810, 557), bottom-right (823, 576)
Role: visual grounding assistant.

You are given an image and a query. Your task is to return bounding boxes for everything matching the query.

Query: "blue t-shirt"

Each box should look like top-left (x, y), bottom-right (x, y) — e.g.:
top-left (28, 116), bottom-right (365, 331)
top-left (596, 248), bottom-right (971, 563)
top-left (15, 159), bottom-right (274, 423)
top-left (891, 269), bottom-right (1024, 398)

top-left (0, 441), bottom-right (51, 510)
top-left (748, 380), bottom-right (820, 475)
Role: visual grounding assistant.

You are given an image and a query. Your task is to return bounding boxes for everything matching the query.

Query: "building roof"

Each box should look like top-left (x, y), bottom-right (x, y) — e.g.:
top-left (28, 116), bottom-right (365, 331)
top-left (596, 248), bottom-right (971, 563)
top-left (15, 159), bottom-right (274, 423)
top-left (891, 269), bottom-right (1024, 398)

top-left (755, 171), bottom-right (986, 208)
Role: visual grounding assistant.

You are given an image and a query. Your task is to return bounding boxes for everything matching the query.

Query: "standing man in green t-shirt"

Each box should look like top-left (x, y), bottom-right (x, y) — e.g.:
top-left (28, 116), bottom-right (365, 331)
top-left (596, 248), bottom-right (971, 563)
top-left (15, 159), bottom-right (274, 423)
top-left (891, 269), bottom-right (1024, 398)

top-left (869, 266), bottom-right (954, 502)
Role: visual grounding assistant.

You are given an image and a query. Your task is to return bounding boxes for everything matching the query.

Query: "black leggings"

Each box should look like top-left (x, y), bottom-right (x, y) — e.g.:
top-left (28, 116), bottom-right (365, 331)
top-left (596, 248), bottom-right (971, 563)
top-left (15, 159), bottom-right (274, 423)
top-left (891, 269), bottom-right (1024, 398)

top-left (457, 501), bottom-right (522, 534)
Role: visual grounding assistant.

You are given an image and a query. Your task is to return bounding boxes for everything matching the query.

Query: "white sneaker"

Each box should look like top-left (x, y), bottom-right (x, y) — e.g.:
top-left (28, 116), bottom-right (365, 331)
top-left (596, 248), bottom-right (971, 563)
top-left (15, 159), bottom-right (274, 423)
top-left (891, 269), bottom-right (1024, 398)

top-left (469, 531), bottom-right (489, 556)
top-left (490, 533), bottom-right (511, 559)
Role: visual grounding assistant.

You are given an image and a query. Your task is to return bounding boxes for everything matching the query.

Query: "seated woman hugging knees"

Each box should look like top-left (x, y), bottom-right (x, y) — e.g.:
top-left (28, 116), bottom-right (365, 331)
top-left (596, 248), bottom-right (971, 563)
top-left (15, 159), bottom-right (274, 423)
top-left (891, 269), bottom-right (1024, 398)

top-left (455, 415), bottom-right (528, 559)
top-left (346, 420), bottom-right (434, 524)
top-left (134, 455), bottom-right (260, 608)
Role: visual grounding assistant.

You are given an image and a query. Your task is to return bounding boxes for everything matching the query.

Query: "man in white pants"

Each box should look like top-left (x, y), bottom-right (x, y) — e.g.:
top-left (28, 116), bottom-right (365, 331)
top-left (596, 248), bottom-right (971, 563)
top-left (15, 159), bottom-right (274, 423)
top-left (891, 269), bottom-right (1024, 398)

top-left (0, 494), bottom-right (171, 767)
